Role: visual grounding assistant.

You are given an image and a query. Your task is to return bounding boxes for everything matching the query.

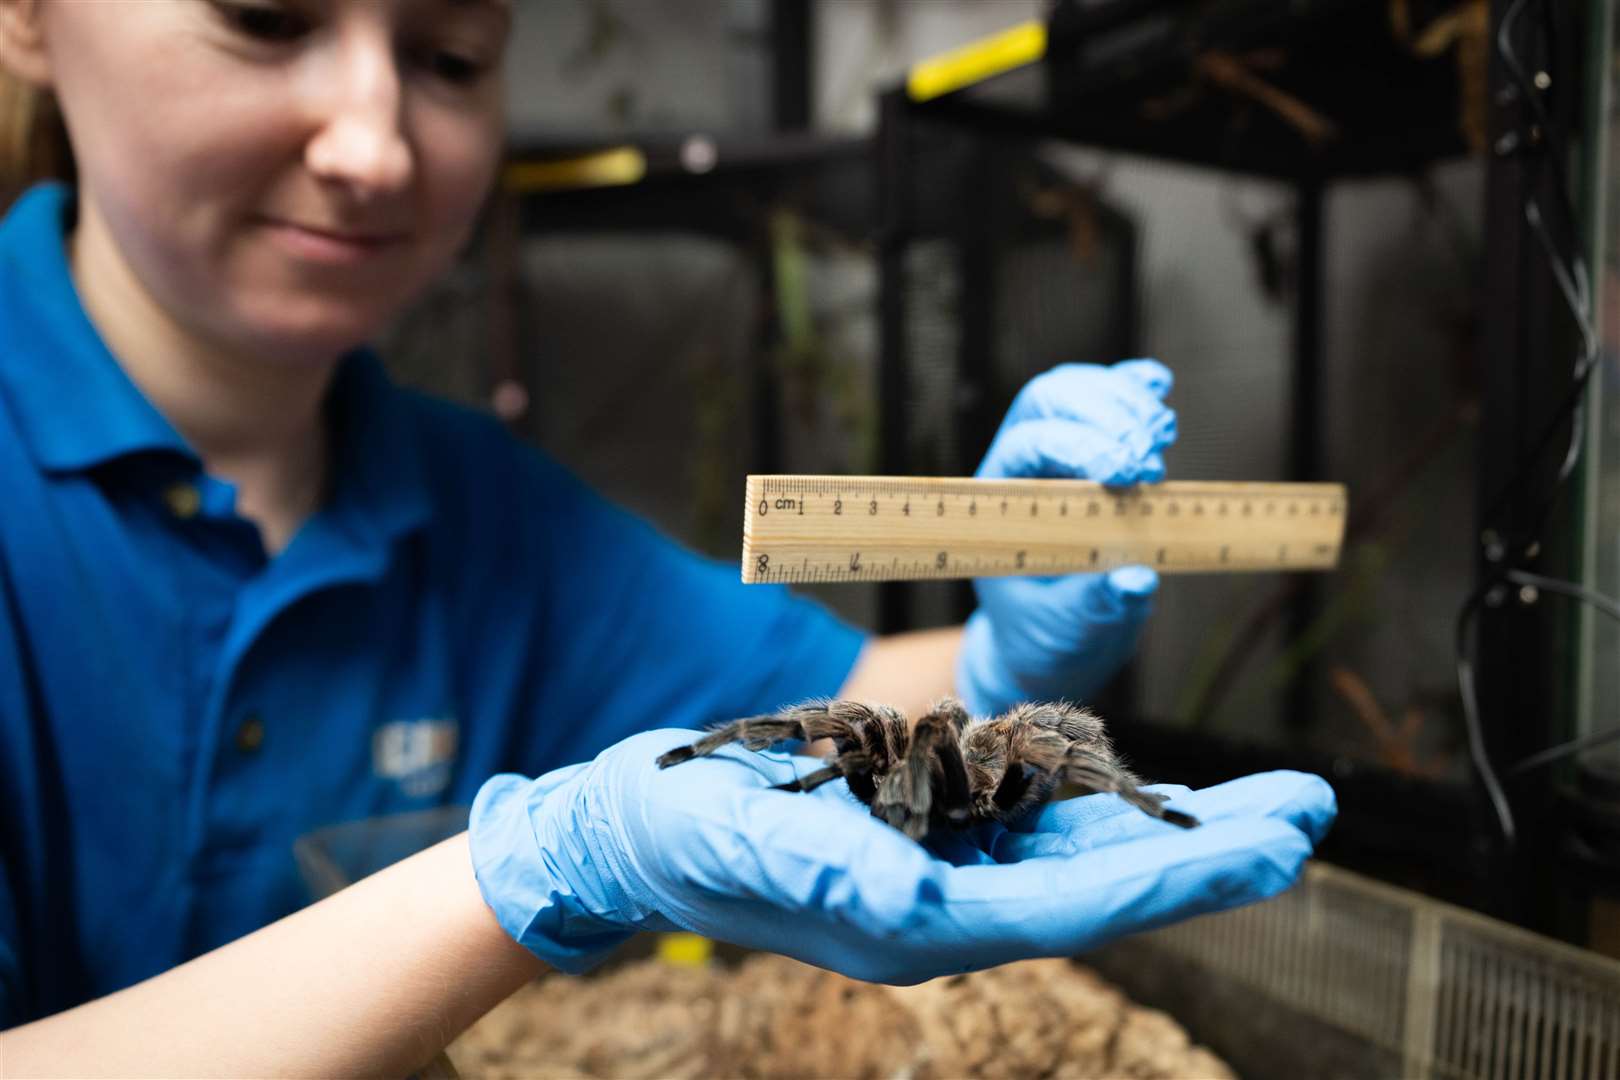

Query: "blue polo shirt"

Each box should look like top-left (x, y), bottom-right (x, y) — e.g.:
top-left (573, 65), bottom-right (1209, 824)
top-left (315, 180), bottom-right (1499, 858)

top-left (0, 184), bottom-right (867, 1027)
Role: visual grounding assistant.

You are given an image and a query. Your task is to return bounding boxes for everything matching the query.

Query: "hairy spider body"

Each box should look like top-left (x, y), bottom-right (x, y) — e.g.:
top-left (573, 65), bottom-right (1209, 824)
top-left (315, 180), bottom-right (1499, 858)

top-left (656, 698), bottom-right (1197, 840)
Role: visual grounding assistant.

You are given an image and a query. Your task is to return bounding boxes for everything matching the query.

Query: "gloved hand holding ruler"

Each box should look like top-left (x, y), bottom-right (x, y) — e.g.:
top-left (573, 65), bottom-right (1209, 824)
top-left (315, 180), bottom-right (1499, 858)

top-left (741, 475), bottom-right (1346, 584)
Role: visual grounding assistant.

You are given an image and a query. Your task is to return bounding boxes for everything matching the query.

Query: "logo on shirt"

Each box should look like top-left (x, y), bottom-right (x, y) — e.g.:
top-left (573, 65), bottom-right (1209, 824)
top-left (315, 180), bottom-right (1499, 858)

top-left (372, 717), bottom-right (459, 798)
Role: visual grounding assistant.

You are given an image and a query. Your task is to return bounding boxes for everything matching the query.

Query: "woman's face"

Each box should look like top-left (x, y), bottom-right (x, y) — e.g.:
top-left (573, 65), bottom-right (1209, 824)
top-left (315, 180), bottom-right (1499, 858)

top-left (32, 0), bottom-right (509, 361)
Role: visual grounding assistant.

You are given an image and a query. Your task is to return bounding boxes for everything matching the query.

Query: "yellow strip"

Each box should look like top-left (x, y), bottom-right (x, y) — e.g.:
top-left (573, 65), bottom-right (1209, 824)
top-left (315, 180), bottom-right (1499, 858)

top-left (906, 20), bottom-right (1047, 103)
top-left (502, 147), bottom-right (647, 193)
top-left (656, 932), bottom-right (714, 968)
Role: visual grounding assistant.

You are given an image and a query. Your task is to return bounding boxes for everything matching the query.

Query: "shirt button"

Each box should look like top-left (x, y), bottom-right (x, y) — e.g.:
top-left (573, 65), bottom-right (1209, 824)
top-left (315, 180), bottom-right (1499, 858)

top-left (235, 715), bottom-right (265, 754)
top-left (163, 482), bottom-right (201, 520)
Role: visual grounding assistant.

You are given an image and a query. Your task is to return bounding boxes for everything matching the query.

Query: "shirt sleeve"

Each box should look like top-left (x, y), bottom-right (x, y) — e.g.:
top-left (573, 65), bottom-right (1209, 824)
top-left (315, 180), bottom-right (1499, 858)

top-left (0, 562), bottom-right (29, 1029)
top-left (523, 452), bottom-right (869, 765)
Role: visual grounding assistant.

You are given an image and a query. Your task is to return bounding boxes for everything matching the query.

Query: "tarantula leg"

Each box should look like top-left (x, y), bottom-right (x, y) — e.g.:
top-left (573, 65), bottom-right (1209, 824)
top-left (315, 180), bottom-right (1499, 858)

top-left (773, 764), bottom-right (845, 793)
top-left (920, 704), bottom-right (974, 827)
top-left (868, 706), bottom-right (974, 839)
top-left (932, 696), bottom-right (973, 735)
top-left (872, 767), bottom-right (928, 839)
top-left (872, 725), bottom-right (935, 841)
top-left (657, 699), bottom-right (893, 769)
top-left (991, 760), bottom-right (1039, 814)
top-left (771, 747), bottom-right (876, 794)
top-left (655, 716), bottom-right (809, 768)
top-left (830, 704), bottom-right (906, 806)
top-left (1062, 751), bottom-right (1199, 829)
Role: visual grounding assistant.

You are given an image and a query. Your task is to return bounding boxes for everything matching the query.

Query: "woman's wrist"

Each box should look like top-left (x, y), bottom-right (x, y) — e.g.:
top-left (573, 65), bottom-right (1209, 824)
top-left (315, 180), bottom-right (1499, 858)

top-left (469, 770), bottom-right (638, 973)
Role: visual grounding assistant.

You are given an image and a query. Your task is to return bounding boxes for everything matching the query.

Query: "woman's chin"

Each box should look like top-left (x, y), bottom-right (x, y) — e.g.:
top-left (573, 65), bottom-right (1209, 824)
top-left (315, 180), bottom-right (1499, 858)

top-left (227, 294), bottom-right (402, 364)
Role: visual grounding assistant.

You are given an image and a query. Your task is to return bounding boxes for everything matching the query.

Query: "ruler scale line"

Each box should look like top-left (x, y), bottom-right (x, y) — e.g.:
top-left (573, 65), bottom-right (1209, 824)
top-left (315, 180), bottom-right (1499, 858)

top-left (741, 476), bottom-right (1344, 585)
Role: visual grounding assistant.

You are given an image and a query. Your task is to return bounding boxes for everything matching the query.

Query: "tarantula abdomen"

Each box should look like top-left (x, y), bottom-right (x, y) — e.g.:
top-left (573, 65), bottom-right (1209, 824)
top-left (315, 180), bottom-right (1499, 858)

top-left (654, 697), bottom-right (1197, 841)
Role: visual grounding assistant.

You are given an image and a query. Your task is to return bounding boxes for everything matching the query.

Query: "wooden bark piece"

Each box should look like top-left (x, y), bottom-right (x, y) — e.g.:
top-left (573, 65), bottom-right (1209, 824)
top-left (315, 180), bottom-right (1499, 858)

top-left (447, 953), bottom-right (1235, 1079)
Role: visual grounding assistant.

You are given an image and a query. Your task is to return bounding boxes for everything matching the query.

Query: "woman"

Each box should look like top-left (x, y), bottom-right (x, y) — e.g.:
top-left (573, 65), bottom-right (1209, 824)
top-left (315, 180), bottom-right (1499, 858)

top-left (0, 1), bottom-right (1333, 1075)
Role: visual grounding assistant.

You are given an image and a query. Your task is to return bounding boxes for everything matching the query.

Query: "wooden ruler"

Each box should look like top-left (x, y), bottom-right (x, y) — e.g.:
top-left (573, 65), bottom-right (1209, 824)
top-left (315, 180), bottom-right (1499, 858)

top-left (741, 475), bottom-right (1347, 584)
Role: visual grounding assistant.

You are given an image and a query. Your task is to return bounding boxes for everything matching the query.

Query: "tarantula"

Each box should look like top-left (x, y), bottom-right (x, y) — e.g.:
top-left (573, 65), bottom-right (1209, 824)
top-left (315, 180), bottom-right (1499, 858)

top-left (655, 697), bottom-right (1197, 840)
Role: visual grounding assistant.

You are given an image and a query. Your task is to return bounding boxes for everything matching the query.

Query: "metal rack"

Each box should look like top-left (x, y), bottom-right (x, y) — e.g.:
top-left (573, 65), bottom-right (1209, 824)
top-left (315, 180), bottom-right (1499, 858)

top-left (493, 130), bottom-right (872, 472)
top-left (874, 0), bottom-right (1598, 942)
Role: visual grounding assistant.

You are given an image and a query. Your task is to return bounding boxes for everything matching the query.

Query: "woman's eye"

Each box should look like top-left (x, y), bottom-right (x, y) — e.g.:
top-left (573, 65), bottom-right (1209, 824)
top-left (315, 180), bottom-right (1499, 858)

top-left (413, 47), bottom-right (487, 86)
top-left (217, 2), bottom-right (311, 43)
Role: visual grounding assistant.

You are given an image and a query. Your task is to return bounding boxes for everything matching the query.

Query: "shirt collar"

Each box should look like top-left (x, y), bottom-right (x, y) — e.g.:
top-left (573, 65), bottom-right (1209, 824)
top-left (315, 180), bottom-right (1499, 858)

top-left (0, 183), bottom-right (191, 472)
top-left (0, 183), bottom-right (431, 545)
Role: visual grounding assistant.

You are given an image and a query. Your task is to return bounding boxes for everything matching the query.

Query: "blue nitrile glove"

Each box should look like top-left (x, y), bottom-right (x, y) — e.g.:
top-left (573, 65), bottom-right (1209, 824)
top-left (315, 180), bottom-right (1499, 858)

top-left (957, 359), bottom-right (1178, 716)
top-left (925, 772), bottom-right (1336, 868)
top-left (469, 728), bottom-right (1336, 985)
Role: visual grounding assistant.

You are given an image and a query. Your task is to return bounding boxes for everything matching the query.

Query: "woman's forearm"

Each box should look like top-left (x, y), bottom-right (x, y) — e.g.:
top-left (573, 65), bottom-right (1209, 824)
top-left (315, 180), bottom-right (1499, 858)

top-left (1, 832), bottom-right (542, 1078)
top-left (837, 625), bottom-right (965, 716)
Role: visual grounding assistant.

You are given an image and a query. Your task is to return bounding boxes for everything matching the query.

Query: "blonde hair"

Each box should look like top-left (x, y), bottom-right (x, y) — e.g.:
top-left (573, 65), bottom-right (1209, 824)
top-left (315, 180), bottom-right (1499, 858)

top-left (0, 69), bottom-right (72, 214)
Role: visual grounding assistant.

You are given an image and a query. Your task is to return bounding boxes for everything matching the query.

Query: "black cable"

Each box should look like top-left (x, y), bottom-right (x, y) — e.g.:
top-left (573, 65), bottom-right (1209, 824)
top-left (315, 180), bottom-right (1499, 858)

top-left (1456, 568), bottom-right (1620, 835)
top-left (1509, 728), bottom-right (1620, 776)
top-left (1455, 0), bottom-right (1598, 850)
top-left (1456, 587), bottom-right (1518, 845)
top-left (1475, 8), bottom-right (1599, 544)
top-left (1507, 570), bottom-right (1620, 625)
top-left (1494, 571), bottom-right (1620, 776)
top-left (1506, 201), bottom-right (1599, 546)
top-left (1496, 0), bottom-right (1582, 257)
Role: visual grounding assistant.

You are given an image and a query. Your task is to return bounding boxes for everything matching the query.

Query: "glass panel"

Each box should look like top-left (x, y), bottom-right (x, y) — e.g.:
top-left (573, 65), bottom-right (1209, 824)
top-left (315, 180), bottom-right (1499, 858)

top-left (1113, 152), bottom-right (1483, 791)
top-left (1579, 0), bottom-right (1619, 749)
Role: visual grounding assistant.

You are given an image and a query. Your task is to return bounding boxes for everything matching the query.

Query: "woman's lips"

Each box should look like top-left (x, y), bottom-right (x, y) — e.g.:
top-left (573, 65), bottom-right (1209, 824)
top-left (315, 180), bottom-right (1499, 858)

top-left (260, 217), bottom-right (409, 265)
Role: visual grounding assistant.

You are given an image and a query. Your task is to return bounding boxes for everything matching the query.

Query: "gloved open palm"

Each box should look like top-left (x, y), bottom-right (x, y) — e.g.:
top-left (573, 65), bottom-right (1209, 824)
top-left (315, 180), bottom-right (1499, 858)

top-left (958, 359), bottom-right (1180, 715)
top-left (471, 728), bottom-right (1335, 985)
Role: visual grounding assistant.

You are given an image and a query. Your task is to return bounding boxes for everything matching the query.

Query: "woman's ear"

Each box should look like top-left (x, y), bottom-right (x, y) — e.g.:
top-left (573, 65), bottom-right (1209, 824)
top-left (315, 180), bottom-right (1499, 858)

top-left (0, 1), bottom-right (52, 88)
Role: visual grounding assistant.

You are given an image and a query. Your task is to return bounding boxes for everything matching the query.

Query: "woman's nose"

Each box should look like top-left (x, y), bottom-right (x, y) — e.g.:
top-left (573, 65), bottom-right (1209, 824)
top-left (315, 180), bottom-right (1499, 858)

top-left (304, 38), bottom-right (413, 198)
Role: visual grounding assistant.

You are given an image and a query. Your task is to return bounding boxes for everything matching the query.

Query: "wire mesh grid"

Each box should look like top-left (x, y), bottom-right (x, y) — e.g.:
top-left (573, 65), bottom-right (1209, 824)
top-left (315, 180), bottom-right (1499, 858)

top-left (1430, 922), bottom-right (1620, 1080)
top-left (1140, 862), bottom-right (1620, 1080)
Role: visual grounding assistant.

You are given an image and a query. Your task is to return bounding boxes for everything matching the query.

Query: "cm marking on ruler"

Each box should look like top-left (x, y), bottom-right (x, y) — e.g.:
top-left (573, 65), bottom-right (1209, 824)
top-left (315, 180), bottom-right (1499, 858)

top-left (741, 475), bottom-right (1348, 584)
